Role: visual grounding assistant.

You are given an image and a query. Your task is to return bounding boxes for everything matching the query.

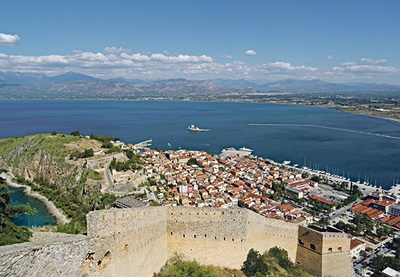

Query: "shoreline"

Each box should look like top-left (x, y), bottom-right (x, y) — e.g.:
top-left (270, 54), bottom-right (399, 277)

top-left (1, 97), bottom-right (399, 123)
top-left (1, 172), bottom-right (70, 225)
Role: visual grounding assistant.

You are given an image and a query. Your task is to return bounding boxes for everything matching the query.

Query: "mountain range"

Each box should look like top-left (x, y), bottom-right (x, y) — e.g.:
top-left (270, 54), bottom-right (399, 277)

top-left (1, 71), bottom-right (400, 99)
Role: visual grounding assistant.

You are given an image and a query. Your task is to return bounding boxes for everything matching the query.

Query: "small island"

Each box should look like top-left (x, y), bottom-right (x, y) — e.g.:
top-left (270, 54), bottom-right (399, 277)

top-left (187, 124), bottom-right (210, 132)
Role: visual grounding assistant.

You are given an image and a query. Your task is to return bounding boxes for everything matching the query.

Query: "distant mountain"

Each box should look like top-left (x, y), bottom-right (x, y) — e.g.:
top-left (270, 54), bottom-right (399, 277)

top-left (255, 79), bottom-right (400, 93)
top-left (107, 77), bottom-right (147, 84)
top-left (48, 72), bottom-right (99, 83)
top-left (208, 79), bottom-right (259, 89)
top-left (255, 79), bottom-right (348, 92)
top-left (0, 72), bottom-right (50, 86)
top-left (0, 71), bottom-right (399, 99)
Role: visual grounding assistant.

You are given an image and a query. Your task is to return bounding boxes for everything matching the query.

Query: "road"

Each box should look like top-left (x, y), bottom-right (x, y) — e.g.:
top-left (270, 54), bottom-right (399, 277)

top-left (102, 162), bottom-right (113, 193)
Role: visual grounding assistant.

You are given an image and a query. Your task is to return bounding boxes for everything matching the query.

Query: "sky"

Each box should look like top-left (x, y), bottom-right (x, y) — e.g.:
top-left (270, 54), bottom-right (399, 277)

top-left (1, 0), bottom-right (400, 84)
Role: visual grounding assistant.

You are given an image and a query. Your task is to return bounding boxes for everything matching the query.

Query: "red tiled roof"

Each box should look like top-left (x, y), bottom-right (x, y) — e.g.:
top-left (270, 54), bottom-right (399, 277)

top-left (309, 195), bottom-right (334, 205)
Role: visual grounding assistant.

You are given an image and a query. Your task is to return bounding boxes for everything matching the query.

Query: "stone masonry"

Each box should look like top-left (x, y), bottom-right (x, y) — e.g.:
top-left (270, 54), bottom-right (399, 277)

top-left (0, 206), bottom-right (354, 277)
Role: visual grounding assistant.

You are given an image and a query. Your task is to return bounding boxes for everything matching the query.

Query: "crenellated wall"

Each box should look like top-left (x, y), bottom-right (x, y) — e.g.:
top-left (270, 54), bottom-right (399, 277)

top-left (83, 207), bottom-right (168, 277)
top-left (0, 207), bottom-right (354, 277)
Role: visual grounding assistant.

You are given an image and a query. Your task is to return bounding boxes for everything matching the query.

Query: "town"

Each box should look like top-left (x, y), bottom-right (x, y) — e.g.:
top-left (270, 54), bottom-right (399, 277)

top-left (85, 138), bottom-right (400, 277)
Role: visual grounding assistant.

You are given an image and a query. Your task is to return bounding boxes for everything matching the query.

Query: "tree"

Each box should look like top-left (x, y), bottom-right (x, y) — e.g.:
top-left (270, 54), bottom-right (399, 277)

top-left (51, 131), bottom-right (57, 135)
top-left (32, 208), bottom-right (38, 227)
top-left (241, 249), bottom-right (268, 277)
top-left (268, 247), bottom-right (293, 270)
top-left (70, 131), bottom-right (80, 136)
top-left (24, 202), bottom-right (32, 227)
top-left (318, 217), bottom-right (330, 229)
top-left (0, 180), bottom-right (32, 245)
top-left (187, 158), bottom-right (196, 166)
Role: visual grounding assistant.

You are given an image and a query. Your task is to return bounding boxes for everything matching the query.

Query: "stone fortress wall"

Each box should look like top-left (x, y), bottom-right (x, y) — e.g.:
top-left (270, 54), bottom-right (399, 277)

top-left (0, 207), bottom-right (354, 277)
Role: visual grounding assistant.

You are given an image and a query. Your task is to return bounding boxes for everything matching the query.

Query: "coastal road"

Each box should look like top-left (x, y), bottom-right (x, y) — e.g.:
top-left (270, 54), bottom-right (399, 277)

top-left (102, 162), bottom-right (113, 193)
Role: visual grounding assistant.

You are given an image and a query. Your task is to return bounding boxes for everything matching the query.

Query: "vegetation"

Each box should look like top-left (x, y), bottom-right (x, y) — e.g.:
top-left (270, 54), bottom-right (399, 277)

top-left (241, 249), bottom-right (268, 277)
top-left (89, 133), bottom-right (113, 148)
top-left (110, 151), bottom-right (143, 171)
top-left (0, 133), bottom-right (84, 165)
top-left (105, 146), bottom-right (121, 154)
top-left (154, 253), bottom-right (244, 277)
top-left (69, 148), bottom-right (94, 159)
top-left (14, 173), bottom-right (116, 234)
top-left (187, 158), bottom-right (196, 166)
top-left (241, 247), bottom-right (313, 277)
top-left (334, 214), bottom-right (393, 238)
top-left (372, 238), bottom-right (400, 273)
top-left (87, 169), bottom-right (102, 180)
top-left (0, 178), bottom-right (32, 245)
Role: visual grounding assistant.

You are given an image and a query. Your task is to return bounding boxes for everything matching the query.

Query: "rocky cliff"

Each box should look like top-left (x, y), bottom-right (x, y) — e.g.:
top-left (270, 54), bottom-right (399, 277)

top-left (0, 134), bottom-right (94, 188)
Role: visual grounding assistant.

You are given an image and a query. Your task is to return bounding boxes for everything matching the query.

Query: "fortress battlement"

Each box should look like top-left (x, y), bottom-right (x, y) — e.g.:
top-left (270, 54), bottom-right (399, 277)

top-left (0, 206), bottom-right (353, 277)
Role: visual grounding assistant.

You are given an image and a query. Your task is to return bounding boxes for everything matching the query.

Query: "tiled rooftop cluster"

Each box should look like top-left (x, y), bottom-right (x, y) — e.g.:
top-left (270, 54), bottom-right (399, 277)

top-left (138, 148), bottom-right (312, 223)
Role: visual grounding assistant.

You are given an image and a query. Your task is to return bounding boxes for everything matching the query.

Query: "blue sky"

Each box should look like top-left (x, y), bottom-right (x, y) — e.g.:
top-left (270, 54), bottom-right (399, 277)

top-left (1, 0), bottom-right (400, 84)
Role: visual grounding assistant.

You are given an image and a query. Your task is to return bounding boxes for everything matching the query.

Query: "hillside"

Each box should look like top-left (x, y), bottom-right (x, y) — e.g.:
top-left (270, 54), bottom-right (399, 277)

top-left (1, 71), bottom-right (400, 99)
top-left (0, 133), bottom-right (127, 233)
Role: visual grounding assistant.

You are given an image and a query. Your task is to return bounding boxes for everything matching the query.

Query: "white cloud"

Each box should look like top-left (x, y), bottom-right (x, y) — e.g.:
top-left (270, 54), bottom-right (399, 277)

top-left (0, 51), bottom-right (399, 84)
top-left (222, 54), bottom-right (232, 59)
top-left (0, 33), bottom-right (20, 46)
top-left (333, 64), bottom-right (397, 73)
top-left (360, 58), bottom-right (386, 64)
top-left (163, 50), bottom-right (170, 55)
top-left (103, 46), bottom-right (131, 54)
top-left (327, 55), bottom-right (334, 60)
top-left (245, 50), bottom-right (257, 55)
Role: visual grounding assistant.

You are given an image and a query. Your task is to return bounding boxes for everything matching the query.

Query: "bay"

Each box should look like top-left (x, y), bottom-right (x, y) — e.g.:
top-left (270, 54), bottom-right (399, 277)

top-left (0, 99), bottom-right (399, 191)
top-left (8, 186), bottom-right (56, 227)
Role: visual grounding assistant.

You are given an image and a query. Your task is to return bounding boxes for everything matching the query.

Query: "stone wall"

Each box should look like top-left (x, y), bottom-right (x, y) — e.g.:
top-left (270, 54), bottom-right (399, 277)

top-left (167, 207), bottom-right (249, 269)
top-left (83, 207), bottom-right (168, 277)
top-left (0, 207), bottom-right (353, 277)
top-left (0, 233), bottom-right (89, 277)
top-left (166, 206), bottom-right (299, 269)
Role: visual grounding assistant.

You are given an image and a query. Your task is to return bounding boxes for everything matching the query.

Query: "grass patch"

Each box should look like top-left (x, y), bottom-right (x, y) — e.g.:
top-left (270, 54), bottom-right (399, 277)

top-left (87, 169), bottom-right (102, 180)
top-left (155, 253), bottom-right (245, 277)
top-left (0, 135), bottom-right (31, 158)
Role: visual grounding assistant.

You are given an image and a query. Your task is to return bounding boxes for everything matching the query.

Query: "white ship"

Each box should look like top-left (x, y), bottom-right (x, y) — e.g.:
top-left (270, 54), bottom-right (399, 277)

top-left (187, 125), bottom-right (210, 132)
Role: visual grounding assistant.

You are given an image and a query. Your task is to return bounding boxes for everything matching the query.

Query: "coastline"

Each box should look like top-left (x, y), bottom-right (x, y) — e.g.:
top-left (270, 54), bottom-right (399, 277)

top-left (1, 97), bottom-right (399, 123)
top-left (0, 172), bottom-right (70, 225)
top-left (333, 108), bottom-right (400, 123)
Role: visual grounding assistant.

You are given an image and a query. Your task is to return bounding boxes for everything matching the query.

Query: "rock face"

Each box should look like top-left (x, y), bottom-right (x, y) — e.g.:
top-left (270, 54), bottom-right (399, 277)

top-left (0, 207), bottom-right (353, 277)
top-left (0, 135), bottom-right (85, 188)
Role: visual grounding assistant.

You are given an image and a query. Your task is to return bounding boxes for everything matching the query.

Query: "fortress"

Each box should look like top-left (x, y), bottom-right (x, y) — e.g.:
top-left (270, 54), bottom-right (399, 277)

top-left (0, 206), bottom-right (353, 277)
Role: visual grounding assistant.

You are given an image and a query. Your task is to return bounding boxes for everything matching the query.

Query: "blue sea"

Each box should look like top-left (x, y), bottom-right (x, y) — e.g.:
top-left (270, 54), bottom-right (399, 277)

top-left (1, 100), bottom-right (399, 225)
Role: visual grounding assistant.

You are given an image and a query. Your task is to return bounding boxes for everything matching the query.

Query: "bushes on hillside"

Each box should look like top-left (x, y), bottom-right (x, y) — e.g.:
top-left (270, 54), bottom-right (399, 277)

top-left (69, 148), bottom-right (94, 159)
top-left (0, 179), bottom-right (32, 245)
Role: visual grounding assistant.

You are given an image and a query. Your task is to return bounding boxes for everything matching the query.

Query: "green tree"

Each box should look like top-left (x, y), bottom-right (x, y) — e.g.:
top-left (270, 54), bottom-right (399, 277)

top-left (241, 249), bottom-right (268, 277)
top-left (187, 158), bottom-right (196, 166)
top-left (32, 208), bottom-right (38, 227)
top-left (268, 246), bottom-right (293, 270)
top-left (0, 180), bottom-right (32, 245)
top-left (24, 202), bottom-right (32, 227)
top-left (70, 131), bottom-right (81, 136)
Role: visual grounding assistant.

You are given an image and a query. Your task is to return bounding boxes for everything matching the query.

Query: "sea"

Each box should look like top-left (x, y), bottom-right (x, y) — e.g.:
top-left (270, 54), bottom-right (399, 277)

top-left (1, 100), bottom-right (399, 226)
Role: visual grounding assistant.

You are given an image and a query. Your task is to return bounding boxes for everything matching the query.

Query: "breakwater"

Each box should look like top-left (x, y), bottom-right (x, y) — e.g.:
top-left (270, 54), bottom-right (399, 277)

top-left (249, 123), bottom-right (400, 140)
